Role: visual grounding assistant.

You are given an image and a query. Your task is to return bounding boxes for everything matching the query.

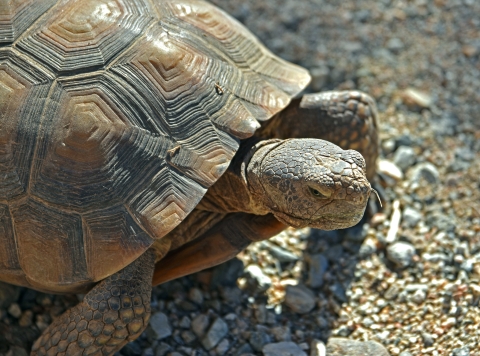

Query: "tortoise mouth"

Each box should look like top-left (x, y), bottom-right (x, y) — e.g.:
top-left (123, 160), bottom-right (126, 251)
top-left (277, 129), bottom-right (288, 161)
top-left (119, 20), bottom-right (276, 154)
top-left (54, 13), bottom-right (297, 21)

top-left (273, 210), bottom-right (365, 230)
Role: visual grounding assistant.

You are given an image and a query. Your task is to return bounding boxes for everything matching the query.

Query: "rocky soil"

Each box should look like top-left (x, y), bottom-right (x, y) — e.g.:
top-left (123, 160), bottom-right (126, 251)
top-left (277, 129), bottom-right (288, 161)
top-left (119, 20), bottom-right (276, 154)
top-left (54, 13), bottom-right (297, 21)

top-left (1, 0), bottom-right (479, 355)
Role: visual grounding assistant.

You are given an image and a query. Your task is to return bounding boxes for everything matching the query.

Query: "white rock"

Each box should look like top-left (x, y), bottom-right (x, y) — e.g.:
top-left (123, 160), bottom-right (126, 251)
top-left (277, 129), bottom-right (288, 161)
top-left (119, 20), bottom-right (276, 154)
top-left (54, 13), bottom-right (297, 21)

top-left (378, 159), bottom-right (404, 183)
top-left (263, 341), bottom-right (308, 356)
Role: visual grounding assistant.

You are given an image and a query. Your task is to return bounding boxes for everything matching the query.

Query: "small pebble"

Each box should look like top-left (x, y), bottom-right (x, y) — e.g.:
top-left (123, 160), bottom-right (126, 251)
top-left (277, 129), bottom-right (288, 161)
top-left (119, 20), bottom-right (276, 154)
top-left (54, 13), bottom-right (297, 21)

top-left (147, 312), bottom-right (172, 341)
top-left (402, 207), bottom-right (422, 227)
top-left (310, 339), bottom-right (326, 356)
top-left (191, 314), bottom-right (209, 338)
top-left (452, 347), bottom-right (470, 356)
top-left (249, 330), bottom-right (272, 352)
top-left (409, 162), bottom-right (440, 186)
top-left (201, 318), bottom-right (229, 350)
top-left (393, 146), bottom-right (416, 171)
top-left (307, 254), bottom-right (329, 288)
top-left (421, 332), bottom-right (435, 347)
top-left (378, 159), bottom-right (404, 182)
top-left (326, 338), bottom-right (390, 356)
top-left (245, 265), bottom-right (272, 289)
top-left (7, 303), bottom-right (22, 319)
top-left (284, 285), bottom-right (316, 314)
top-left (188, 287), bottom-right (204, 305)
top-left (402, 88), bottom-right (432, 109)
top-left (262, 341), bottom-right (307, 356)
top-left (387, 242), bottom-right (416, 267)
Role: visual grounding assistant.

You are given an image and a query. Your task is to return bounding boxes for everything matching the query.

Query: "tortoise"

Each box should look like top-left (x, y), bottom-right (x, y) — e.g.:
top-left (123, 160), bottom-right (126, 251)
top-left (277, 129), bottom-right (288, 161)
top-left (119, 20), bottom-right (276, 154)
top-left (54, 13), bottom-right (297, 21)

top-left (0, 0), bottom-right (379, 354)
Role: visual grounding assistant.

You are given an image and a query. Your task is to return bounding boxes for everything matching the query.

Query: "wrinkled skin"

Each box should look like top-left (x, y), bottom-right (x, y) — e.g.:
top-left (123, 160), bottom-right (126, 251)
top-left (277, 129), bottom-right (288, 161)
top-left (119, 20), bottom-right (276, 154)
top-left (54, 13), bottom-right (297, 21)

top-left (246, 139), bottom-right (372, 230)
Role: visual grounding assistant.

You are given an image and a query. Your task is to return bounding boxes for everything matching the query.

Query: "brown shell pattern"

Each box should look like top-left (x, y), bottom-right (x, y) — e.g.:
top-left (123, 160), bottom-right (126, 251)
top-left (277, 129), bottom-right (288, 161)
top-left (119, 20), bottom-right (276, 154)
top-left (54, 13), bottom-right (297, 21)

top-left (0, 0), bottom-right (310, 292)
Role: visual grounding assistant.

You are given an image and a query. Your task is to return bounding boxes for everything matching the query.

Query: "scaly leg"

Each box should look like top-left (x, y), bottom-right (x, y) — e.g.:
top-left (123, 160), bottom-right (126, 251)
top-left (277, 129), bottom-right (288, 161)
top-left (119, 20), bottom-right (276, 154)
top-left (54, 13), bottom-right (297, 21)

top-left (31, 249), bottom-right (155, 356)
top-left (153, 213), bottom-right (286, 286)
top-left (257, 91), bottom-right (379, 180)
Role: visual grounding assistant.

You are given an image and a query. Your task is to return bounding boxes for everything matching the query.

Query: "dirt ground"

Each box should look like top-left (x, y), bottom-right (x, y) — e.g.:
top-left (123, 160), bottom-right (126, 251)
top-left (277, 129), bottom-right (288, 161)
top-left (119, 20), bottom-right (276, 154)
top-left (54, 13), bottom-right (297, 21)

top-left (1, 0), bottom-right (479, 355)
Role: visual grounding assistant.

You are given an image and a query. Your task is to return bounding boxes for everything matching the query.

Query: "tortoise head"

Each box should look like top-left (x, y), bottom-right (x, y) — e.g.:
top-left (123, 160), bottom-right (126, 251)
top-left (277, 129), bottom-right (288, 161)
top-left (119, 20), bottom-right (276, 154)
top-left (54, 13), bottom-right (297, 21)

top-left (246, 139), bottom-right (372, 230)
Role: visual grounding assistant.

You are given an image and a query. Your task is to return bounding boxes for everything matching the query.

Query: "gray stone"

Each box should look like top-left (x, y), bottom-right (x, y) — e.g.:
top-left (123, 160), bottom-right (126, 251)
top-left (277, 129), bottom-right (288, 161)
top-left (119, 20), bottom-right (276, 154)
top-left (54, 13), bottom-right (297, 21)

top-left (399, 352), bottom-right (413, 356)
top-left (387, 38), bottom-right (404, 52)
top-left (271, 326), bottom-right (292, 342)
top-left (265, 242), bottom-right (299, 262)
top-left (325, 245), bottom-right (344, 262)
top-left (201, 317), bottom-right (229, 350)
top-left (329, 283), bottom-right (347, 303)
top-left (155, 342), bottom-right (171, 356)
top-left (421, 332), bottom-right (434, 347)
top-left (315, 315), bottom-right (329, 329)
top-left (427, 212), bottom-right (456, 232)
top-left (411, 289), bottom-right (427, 304)
top-left (393, 146), bottom-right (416, 171)
top-left (307, 254), bottom-right (329, 288)
top-left (220, 286), bottom-right (243, 303)
top-left (181, 330), bottom-right (196, 344)
top-left (147, 312), bottom-right (172, 341)
top-left (141, 348), bottom-right (154, 356)
top-left (215, 338), bottom-right (230, 354)
top-left (387, 242), bottom-right (416, 268)
top-left (362, 317), bottom-right (374, 327)
top-left (326, 338), bottom-right (390, 356)
top-left (234, 343), bottom-right (254, 356)
top-left (249, 330), bottom-right (272, 352)
top-left (448, 160), bottom-right (471, 172)
top-left (179, 316), bottom-right (191, 329)
top-left (402, 207), bottom-right (422, 227)
top-left (452, 347), bottom-right (470, 356)
top-left (455, 147), bottom-right (474, 161)
top-left (188, 287), bottom-right (204, 305)
top-left (191, 314), bottom-right (209, 338)
top-left (255, 304), bottom-right (267, 324)
top-left (284, 285), bottom-right (316, 314)
top-left (409, 162), bottom-right (440, 186)
top-left (262, 341), bottom-right (307, 356)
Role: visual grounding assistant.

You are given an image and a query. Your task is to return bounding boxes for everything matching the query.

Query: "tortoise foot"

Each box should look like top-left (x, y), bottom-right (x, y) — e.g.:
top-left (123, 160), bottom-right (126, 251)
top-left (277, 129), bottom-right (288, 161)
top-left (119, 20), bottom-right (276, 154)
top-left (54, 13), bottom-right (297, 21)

top-left (31, 250), bottom-right (155, 356)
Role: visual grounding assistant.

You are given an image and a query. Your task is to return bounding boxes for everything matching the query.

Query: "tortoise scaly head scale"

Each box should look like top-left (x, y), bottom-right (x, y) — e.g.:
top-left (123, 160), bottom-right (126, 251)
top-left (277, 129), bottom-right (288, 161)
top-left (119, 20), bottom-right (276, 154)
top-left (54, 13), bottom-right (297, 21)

top-left (245, 139), bottom-right (372, 230)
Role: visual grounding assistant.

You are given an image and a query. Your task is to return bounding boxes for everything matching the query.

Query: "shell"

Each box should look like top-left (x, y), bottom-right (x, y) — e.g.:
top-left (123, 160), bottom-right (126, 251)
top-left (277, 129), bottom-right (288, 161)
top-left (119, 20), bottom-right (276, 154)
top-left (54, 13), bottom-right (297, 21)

top-left (0, 0), bottom-right (310, 293)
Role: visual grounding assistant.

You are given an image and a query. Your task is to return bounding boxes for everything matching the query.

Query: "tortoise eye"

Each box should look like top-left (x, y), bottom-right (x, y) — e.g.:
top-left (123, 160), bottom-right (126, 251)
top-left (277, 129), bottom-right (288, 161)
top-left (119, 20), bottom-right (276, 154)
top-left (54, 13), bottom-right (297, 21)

top-left (309, 187), bottom-right (328, 198)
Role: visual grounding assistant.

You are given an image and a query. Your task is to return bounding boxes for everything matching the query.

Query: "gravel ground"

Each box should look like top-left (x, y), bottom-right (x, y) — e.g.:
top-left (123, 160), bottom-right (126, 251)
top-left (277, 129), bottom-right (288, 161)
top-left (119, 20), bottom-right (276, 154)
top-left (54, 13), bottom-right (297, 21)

top-left (1, 0), bottom-right (480, 355)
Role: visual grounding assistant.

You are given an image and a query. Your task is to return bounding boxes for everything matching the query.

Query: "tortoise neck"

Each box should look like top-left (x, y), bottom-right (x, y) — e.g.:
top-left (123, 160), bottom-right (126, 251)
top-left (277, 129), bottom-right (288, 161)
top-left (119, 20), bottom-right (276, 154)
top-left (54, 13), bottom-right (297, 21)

top-left (196, 138), bottom-right (279, 214)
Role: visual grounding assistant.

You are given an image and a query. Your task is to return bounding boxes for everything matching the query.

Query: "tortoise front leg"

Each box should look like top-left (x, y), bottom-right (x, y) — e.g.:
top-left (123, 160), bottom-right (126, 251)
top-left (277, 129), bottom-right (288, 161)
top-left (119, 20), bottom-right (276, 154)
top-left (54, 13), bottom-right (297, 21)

top-left (31, 249), bottom-right (155, 356)
top-left (152, 213), bottom-right (286, 286)
top-left (257, 91), bottom-right (379, 180)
